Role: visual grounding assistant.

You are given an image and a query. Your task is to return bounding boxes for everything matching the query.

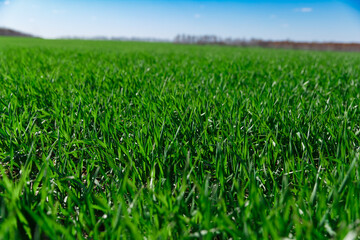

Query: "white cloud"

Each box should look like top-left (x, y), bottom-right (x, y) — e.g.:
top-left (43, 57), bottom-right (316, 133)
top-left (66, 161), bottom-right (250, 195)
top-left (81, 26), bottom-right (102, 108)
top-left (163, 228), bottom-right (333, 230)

top-left (295, 7), bottom-right (313, 13)
top-left (4, 0), bottom-right (10, 5)
top-left (194, 13), bottom-right (201, 19)
top-left (282, 23), bottom-right (289, 28)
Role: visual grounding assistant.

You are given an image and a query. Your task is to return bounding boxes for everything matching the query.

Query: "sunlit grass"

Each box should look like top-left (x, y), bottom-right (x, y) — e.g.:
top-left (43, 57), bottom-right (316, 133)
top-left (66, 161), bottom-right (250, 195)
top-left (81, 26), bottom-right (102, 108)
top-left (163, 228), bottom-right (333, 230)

top-left (0, 37), bottom-right (359, 239)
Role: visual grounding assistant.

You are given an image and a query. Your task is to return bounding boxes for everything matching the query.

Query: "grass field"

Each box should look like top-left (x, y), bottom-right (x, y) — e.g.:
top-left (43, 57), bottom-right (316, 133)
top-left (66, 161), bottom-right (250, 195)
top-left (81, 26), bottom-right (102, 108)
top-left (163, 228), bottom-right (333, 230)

top-left (0, 37), bottom-right (359, 239)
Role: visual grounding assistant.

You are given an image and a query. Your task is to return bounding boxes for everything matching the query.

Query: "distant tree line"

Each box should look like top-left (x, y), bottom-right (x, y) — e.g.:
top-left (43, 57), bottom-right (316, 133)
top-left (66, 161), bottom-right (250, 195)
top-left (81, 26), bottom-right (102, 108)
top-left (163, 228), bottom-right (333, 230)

top-left (0, 28), bottom-right (34, 37)
top-left (174, 34), bottom-right (360, 52)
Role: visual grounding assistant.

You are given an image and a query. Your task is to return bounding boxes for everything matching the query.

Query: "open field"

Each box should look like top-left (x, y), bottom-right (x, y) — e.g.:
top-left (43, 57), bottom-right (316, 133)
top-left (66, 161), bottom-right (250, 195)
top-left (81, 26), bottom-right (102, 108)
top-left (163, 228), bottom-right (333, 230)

top-left (0, 37), bottom-right (359, 239)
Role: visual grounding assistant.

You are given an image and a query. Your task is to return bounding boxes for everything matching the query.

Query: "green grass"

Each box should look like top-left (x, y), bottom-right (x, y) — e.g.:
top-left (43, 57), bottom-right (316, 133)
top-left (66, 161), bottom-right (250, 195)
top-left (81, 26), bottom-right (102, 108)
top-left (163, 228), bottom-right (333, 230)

top-left (0, 37), bottom-right (359, 239)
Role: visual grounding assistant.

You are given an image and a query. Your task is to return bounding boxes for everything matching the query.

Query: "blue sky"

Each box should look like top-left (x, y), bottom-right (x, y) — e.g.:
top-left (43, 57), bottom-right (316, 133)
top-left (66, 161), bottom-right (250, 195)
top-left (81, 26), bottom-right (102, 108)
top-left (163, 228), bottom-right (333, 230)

top-left (0, 0), bottom-right (359, 42)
